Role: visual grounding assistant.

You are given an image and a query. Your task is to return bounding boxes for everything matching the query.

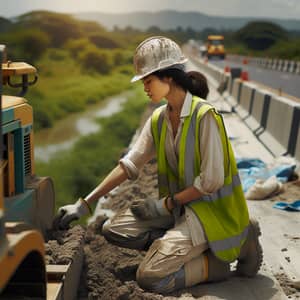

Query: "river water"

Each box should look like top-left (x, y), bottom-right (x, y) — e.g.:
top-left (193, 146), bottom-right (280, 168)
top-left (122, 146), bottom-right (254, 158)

top-left (34, 92), bottom-right (130, 162)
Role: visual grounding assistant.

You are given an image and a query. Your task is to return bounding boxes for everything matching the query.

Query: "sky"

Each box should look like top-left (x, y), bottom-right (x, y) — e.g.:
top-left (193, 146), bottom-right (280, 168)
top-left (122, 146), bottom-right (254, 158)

top-left (0, 0), bottom-right (299, 20)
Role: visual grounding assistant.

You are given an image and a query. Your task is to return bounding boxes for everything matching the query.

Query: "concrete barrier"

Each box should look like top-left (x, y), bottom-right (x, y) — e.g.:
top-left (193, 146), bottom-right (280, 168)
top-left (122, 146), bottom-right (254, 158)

top-left (244, 88), bottom-right (271, 133)
top-left (217, 72), bottom-right (230, 94)
top-left (227, 54), bottom-right (300, 74)
top-left (288, 61), bottom-right (296, 73)
top-left (191, 52), bottom-right (300, 166)
top-left (235, 82), bottom-right (256, 119)
top-left (271, 59), bottom-right (278, 70)
top-left (258, 96), bottom-right (300, 157)
top-left (226, 79), bottom-right (242, 107)
top-left (222, 75), bottom-right (233, 100)
top-left (282, 60), bottom-right (289, 72)
top-left (287, 107), bottom-right (300, 158)
top-left (296, 62), bottom-right (300, 75)
top-left (295, 126), bottom-right (300, 162)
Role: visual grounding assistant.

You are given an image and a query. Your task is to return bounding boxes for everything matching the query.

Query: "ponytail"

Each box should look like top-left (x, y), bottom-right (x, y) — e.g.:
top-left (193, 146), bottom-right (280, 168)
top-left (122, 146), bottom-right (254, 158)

top-left (186, 71), bottom-right (209, 99)
top-left (153, 68), bottom-right (209, 99)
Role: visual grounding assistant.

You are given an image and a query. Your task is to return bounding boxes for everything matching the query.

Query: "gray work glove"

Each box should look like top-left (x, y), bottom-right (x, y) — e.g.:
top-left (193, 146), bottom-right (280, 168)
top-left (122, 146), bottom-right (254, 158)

top-left (130, 198), bottom-right (170, 220)
top-left (52, 198), bottom-right (90, 230)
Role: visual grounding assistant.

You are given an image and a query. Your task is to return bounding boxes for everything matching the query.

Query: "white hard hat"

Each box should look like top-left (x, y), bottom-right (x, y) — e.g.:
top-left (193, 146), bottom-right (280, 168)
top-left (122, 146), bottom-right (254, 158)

top-left (131, 36), bottom-right (188, 82)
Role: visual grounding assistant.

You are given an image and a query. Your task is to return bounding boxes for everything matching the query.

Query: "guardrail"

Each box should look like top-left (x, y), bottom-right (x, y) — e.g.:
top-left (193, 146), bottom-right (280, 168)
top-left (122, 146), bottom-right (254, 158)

top-left (227, 54), bottom-right (300, 75)
top-left (190, 56), bottom-right (300, 163)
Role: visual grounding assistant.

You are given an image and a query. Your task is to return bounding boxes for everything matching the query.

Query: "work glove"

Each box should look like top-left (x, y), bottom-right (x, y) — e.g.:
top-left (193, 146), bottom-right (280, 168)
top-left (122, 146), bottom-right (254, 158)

top-left (52, 198), bottom-right (91, 230)
top-left (130, 198), bottom-right (170, 220)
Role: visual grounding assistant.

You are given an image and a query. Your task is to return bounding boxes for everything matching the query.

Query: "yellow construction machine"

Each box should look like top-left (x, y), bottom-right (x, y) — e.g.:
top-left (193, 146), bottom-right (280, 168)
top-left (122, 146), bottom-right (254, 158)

top-left (0, 44), bottom-right (54, 298)
top-left (0, 45), bottom-right (83, 299)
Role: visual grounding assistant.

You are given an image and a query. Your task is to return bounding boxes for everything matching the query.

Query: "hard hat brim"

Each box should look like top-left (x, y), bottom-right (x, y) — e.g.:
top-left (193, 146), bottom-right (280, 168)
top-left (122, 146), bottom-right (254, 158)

top-left (131, 74), bottom-right (145, 83)
top-left (131, 58), bottom-right (188, 83)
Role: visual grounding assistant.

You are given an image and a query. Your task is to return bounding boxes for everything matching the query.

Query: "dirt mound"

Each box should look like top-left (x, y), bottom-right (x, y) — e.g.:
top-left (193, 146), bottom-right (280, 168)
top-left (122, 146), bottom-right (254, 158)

top-left (81, 161), bottom-right (168, 299)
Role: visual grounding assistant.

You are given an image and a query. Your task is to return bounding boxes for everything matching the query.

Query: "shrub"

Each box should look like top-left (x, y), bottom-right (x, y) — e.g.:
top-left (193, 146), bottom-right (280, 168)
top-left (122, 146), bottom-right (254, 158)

top-left (235, 21), bottom-right (288, 50)
top-left (88, 33), bottom-right (120, 49)
top-left (17, 11), bottom-right (83, 47)
top-left (1, 28), bottom-right (50, 62)
top-left (79, 47), bottom-right (113, 74)
top-left (112, 49), bottom-right (133, 66)
top-left (64, 38), bottom-right (90, 59)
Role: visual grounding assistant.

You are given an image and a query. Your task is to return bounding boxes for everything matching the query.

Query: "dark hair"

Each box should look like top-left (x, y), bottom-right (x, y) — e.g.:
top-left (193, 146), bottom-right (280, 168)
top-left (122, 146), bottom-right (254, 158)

top-left (152, 68), bottom-right (209, 99)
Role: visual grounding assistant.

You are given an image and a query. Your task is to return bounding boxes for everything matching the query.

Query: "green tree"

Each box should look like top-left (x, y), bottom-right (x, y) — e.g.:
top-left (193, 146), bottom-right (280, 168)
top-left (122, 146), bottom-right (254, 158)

top-left (79, 20), bottom-right (106, 34)
top-left (235, 21), bottom-right (288, 50)
top-left (88, 33), bottom-right (120, 49)
top-left (0, 17), bottom-right (12, 33)
top-left (1, 28), bottom-right (50, 62)
top-left (17, 11), bottom-right (83, 47)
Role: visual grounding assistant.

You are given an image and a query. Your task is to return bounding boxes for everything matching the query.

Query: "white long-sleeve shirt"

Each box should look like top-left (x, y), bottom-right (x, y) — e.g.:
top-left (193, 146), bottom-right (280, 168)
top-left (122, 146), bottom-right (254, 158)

top-left (120, 92), bottom-right (224, 192)
top-left (119, 92), bottom-right (224, 246)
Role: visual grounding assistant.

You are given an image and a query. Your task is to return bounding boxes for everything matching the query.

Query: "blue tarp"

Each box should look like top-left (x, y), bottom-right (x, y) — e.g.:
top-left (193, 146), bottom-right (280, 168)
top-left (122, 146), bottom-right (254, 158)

top-left (273, 200), bottom-right (300, 211)
top-left (236, 158), bottom-right (296, 192)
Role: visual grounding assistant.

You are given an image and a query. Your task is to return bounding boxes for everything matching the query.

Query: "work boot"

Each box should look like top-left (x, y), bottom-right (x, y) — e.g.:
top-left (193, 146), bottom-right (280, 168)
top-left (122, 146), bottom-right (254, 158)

top-left (206, 251), bottom-right (231, 282)
top-left (236, 218), bottom-right (263, 277)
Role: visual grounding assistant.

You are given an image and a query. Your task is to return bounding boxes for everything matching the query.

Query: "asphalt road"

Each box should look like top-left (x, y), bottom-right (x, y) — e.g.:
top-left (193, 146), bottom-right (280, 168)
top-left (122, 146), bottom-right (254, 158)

top-left (209, 58), bottom-right (300, 99)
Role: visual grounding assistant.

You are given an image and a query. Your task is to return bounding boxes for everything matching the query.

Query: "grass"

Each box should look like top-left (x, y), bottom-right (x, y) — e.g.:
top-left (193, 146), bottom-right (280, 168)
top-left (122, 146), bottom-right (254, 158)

top-left (35, 86), bottom-right (148, 213)
top-left (5, 48), bottom-right (135, 130)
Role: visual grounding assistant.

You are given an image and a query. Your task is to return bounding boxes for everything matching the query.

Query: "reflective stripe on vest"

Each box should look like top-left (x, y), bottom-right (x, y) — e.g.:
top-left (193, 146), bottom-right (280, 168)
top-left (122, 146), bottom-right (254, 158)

top-left (200, 173), bottom-right (241, 202)
top-left (151, 96), bottom-right (249, 262)
top-left (210, 225), bottom-right (249, 253)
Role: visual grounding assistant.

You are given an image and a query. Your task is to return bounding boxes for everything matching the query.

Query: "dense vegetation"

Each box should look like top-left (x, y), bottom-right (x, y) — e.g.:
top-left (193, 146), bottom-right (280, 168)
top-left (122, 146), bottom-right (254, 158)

top-left (36, 88), bottom-right (148, 210)
top-left (235, 21), bottom-right (288, 50)
top-left (0, 11), bottom-right (151, 210)
top-left (222, 21), bottom-right (300, 59)
top-left (0, 11), bottom-right (148, 130)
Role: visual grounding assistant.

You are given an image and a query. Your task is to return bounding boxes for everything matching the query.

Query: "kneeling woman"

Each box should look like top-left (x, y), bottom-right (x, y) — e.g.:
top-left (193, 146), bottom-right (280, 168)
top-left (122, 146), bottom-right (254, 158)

top-left (54, 36), bottom-right (263, 294)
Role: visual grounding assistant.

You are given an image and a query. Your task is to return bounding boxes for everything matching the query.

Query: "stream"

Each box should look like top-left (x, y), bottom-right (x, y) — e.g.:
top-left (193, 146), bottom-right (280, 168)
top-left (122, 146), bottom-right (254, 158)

top-left (34, 92), bottom-right (130, 162)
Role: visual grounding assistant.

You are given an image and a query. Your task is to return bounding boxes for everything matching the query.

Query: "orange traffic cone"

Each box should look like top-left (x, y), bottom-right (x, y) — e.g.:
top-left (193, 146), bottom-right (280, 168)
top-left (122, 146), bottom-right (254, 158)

top-left (243, 58), bottom-right (248, 65)
top-left (241, 71), bottom-right (249, 81)
top-left (224, 66), bottom-right (230, 73)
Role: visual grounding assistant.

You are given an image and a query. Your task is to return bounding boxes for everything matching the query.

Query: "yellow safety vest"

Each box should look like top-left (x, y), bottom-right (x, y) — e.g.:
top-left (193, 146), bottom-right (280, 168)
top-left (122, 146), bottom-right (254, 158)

top-left (151, 96), bottom-right (249, 262)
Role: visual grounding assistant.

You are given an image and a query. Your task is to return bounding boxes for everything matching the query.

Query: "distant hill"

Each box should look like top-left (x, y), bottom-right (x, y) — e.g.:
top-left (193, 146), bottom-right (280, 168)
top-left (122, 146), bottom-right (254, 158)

top-left (0, 17), bottom-right (12, 33)
top-left (75, 10), bottom-right (300, 31)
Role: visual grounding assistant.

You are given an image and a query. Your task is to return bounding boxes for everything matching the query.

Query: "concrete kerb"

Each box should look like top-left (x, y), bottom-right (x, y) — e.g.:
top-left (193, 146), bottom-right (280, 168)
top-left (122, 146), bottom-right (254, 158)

top-left (258, 95), bottom-right (300, 157)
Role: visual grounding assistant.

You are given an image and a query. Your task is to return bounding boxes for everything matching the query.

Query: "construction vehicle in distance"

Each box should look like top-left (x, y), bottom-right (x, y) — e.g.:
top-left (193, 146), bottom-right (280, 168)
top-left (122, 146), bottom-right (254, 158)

top-left (0, 45), bottom-right (83, 299)
top-left (206, 35), bottom-right (226, 60)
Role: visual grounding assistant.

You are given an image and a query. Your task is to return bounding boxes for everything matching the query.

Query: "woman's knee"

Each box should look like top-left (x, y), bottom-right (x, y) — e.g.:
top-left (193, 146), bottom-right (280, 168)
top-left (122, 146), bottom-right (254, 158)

top-left (136, 263), bottom-right (163, 292)
top-left (136, 263), bottom-right (184, 294)
top-left (101, 219), bottom-right (124, 246)
top-left (102, 218), bottom-right (151, 249)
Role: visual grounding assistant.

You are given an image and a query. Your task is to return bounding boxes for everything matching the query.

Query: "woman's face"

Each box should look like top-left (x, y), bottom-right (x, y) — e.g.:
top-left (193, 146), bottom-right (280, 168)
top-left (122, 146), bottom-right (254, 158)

top-left (142, 75), bottom-right (170, 103)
